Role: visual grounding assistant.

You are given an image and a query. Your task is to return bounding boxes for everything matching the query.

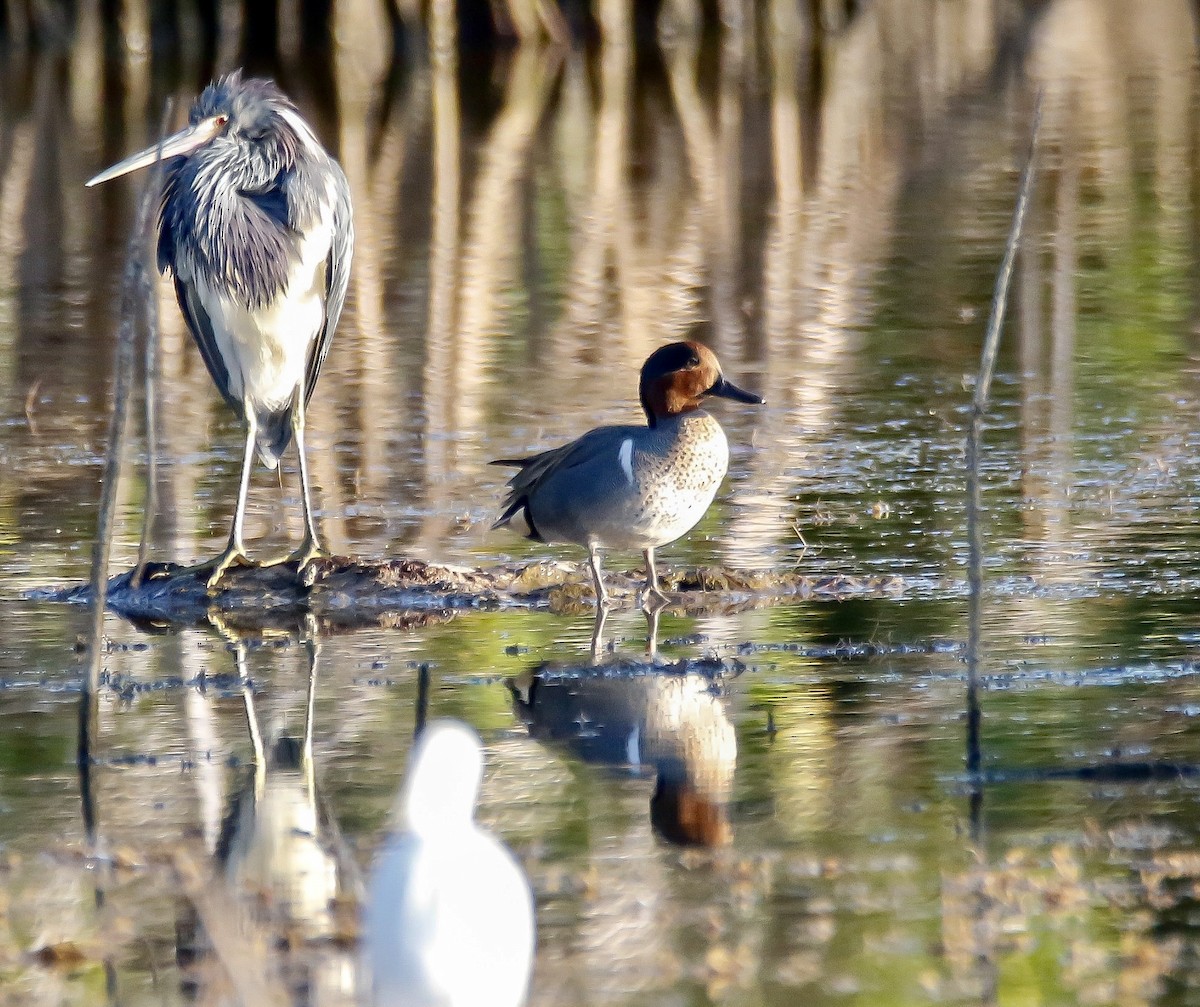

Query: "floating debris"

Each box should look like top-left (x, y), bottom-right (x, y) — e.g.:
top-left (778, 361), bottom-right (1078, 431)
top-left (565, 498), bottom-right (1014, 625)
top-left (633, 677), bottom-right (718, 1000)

top-left (40, 556), bottom-right (910, 630)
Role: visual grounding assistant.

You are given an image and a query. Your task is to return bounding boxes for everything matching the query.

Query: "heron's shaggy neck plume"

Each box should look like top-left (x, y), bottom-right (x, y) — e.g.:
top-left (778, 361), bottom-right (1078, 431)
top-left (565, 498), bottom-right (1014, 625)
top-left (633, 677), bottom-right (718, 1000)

top-left (157, 74), bottom-right (330, 310)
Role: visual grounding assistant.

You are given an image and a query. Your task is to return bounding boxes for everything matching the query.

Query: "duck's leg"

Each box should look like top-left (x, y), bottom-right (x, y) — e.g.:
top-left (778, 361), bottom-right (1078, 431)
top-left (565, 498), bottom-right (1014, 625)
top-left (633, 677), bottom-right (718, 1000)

top-left (642, 547), bottom-right (671, 606)
top-left (587, 545), bottom-right (610, 608)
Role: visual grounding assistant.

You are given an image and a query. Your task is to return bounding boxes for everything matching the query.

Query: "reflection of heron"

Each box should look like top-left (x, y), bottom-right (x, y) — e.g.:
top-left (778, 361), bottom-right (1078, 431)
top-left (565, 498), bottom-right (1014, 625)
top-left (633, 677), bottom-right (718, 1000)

top-left (219, 639), bottom-right (333, 934)
top-left (364, 720), bottom-right (535, 1007)
top-left (218, 636), bottom-right (358, 940)
top-left (86, 70), bottom-right (353, 588)
top-left (493, 341), bottom-right (763, 607)
top-left (175, 629), bottom-right (358, 1002)
top-left (509, 660), bottom-right (737, 846)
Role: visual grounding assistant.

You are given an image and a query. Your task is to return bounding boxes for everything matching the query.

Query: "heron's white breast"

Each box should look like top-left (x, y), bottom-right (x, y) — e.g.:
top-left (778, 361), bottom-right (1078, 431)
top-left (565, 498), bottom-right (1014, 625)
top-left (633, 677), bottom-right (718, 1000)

top-left (190, 184), bottom-right (336, 414)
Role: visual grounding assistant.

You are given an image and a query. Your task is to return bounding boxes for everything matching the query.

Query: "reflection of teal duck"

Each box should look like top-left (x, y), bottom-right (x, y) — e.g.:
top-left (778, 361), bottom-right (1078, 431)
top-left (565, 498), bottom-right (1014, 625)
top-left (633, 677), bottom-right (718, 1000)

top-left (509, 660), bottom-right (737, 846)
top-left (364, 720), bottom-right (535, 1007)
top-left (493, 341), bottom-right (763, 606)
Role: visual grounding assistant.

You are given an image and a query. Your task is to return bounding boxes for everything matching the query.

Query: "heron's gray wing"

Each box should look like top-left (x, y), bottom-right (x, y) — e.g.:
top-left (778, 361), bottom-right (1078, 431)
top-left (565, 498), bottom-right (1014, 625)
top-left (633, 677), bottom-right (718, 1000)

top-left (156, 165), bottom-right (186, 276)
top-left (173, 275), bottom-right (241, 416)
top-left (303, 163), bottom-right (353, 407)
top-left (158, 166), bottom-right (236, 415)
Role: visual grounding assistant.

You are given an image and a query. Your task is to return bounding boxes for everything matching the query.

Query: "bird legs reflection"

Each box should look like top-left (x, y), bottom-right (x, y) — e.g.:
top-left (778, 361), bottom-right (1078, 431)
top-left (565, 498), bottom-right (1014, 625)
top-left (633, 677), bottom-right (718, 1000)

top-left (644, 595), bottom-right (666, 658)
top-left (233, 637), bottom-right (268, 801)
top-left (221, 613), bottom-right (321, 805)
top-left (590, 605), bottom-right (610, 661)
top-left (588, 594), bottom-right (668, 660)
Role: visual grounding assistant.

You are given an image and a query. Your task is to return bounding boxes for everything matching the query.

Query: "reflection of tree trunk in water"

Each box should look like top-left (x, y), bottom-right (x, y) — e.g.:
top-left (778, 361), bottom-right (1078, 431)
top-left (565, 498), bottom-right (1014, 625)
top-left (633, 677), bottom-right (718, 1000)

top-left (561, 0), bottom-right (630, 358)
top-left (717, 1), bottom-right (809, 572)
top-left (415, 45), bottom-right (559, 550)
top-left (656, 41), bottom-right (708, 344)
top-left (1046, 110), bottom-right (1078, 575)
top-left (1017, 179), bottom-right (1047, 547)
top-left (501, 0), bottom-right (570, 44)
top-left (716, 22), bottom-right (748, 357)
top-left (154, 281), bottom-right (211, 567)
top-left (655, 196), bottom-right (705, 342)
top-left (20, 59), bottom-right (67, 350)
top-left (215, 0), bottom-right (244, 73)
top-left (69, 6), bottom-right (104, 265)
top-left (457, 45), bottom-right (560, 423)
top-left (0, 121), bottom-right (33, 372)
top-left (119, 0), bottom-right (150, 59)
top-left (762, 0), bottom-right (804, 376)
top-left (329, 0), bottom-right (392, 548)
top-left (419, 0), bottom-right (461, 550)
top-left (369, 71), bottom-right (431, 236)
top-left (277, 0), bottom-right (302, 66)
top-left (0, 103), bottom-right (30, 569)
top-left (366, 69), bottom-right (431, 530)
top-left (657, 0), bottom-right (701, 37)
top-left (119, 0), bottom-right (151, 151)
top-left (520, 52), bottom-right (589, 380)
top-left (665, 32), bottom-right (743, 354)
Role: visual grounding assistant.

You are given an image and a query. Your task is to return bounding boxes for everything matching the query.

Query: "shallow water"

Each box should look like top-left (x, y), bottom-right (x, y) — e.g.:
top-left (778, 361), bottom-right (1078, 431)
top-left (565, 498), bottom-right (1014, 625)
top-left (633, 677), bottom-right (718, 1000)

top-left (5, 1), bottom-right (1200, 1004)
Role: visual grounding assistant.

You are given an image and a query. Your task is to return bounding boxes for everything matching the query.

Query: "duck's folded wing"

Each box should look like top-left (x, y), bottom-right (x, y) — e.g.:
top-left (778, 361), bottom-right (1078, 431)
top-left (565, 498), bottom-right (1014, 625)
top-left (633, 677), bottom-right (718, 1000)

top-left (492, 426), bottom-right (632, 493)
top-left (491, 426), bottom-right (638, 532)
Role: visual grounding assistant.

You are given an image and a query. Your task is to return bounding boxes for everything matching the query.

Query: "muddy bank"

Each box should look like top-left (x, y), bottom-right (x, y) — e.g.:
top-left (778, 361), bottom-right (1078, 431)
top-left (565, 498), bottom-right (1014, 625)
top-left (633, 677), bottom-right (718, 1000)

top-left (43, 555), bottom-right (907, 630)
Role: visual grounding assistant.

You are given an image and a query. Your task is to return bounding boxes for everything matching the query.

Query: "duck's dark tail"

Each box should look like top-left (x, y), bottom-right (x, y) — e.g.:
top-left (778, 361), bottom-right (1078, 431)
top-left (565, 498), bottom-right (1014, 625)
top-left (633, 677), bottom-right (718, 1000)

top-left (490, 459), bottom-right (542, 540)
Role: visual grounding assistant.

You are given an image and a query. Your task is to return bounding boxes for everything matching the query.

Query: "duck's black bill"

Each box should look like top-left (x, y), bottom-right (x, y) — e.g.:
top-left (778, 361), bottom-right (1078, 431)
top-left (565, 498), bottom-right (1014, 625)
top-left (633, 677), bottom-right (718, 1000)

top-left (708, 376), bottom-right (765, 405)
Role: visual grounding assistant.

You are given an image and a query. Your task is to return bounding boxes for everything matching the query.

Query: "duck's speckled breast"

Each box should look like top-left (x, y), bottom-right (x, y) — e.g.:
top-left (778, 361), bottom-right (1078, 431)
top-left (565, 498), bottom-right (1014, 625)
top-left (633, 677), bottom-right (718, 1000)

top-left (623, 411), bottom-right (729, 548)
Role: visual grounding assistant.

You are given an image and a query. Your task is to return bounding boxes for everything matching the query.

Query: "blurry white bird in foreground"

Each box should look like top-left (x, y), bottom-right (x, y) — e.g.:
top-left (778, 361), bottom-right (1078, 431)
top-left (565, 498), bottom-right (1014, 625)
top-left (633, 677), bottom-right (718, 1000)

top-left (364, 720), bottom-right (535, 1007)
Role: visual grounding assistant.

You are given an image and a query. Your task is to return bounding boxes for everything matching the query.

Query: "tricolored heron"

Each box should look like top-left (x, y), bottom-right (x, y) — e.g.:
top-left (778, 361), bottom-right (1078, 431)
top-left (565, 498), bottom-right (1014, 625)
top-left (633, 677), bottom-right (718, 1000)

top-left (87, 70), bottom-right (353, 588)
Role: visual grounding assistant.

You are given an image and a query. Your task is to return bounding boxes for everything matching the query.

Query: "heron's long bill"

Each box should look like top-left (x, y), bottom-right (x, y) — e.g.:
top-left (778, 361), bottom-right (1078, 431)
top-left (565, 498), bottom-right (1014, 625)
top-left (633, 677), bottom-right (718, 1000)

top-left (85, 117), bottom-right (225, 187)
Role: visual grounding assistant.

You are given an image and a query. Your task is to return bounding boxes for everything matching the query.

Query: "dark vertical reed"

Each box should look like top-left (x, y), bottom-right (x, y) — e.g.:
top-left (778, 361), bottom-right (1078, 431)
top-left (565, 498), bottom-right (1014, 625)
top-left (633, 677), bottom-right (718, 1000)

top-left (965, 93), bottom-right (1044, 800)
top-left (79, 103), bottom-right (172, 835)
top-left (131, 103), bottom-right (173, 588)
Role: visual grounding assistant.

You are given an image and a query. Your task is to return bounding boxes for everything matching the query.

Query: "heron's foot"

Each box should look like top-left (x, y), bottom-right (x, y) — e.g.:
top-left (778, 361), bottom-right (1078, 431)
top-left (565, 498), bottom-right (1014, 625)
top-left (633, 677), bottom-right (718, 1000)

top-left (143, 560), bottom-right (191, 582)
top-left (261, 537), bottom-right (328, 581)
top-left (143, 548), bottom-right (253, 588)
top-left (206, 544), bottom-right (255, 590)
